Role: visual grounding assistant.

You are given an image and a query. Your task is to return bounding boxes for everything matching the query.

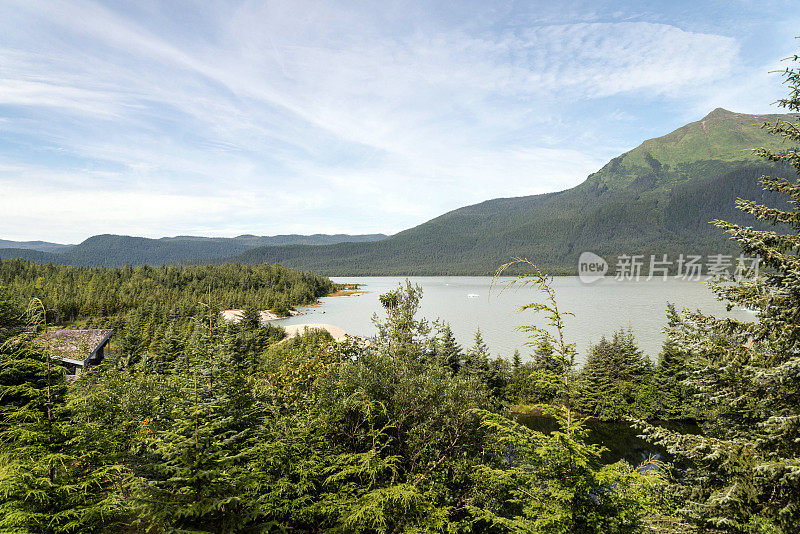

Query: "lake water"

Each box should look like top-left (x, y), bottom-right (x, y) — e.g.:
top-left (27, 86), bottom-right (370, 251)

top-left (274, 276), bottom-right (754, 362)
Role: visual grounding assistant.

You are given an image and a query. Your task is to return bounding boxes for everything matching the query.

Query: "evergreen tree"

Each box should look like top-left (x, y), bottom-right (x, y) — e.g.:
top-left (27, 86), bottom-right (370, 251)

top-left (253, 284), bottom-right (494, 532)
top-left (485, 356), bottom-right (510, 401)
top-left (512, 349), bottom-right (522, 371)
top-left (0, 259), bottom-right (336, 351)
top-left (576, 336), bottom-right (616, 417)
top-left (652, 308), bottom-right (694, 420)
top-left (0, 337), bottom-right (123, 533)
top-left (639, 52), bottom-right (800, 531)
top-left (470, 260), bottom-right (661, 531)
top-left (470, 328), bottom-right (490, 359)
top-left (157, 320), bottom-right (184, 372)
top-left (576, 329), bottom-right (654, 420)
top-left (0, 285), bottom-right (22, 342)
top-left (373, 280), bottom-right (433, 365)
top-left (436, 322), bottom-right (462, 375)
top-left (530, 338), bottom-right (563, 374)
top-left (132, 324), bottom-right (260, 532)
top-left (463, 328), bottom-right (491, 378)
top-left (239, 305), bottom-right (261, 330)
top-left (0, 338), bottom-right (70, 533)
top-left (119, 312), bottom-right (147, 367)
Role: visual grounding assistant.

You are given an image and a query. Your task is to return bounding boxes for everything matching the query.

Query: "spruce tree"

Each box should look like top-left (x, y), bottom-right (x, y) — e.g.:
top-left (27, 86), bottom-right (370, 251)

top-left (436, 322), bottom-right (462, 375)
top-left (463, 328), bottom-right (491, 378)
top-left (640, 52), bottom-right (800, 531)
top-left (239, 305), bottom-right (261, 330)
top-left (0, 285), bottom-right (22, 342)
top-left (576, 336), bottom-right (617, 417)
top-left (530, 338), bottom-right (563, 374)
top-left (0, 337), bottom-right (123, 533)
top-left (132, 321), bottom-right (260, 532)
top-left (157, 320), bottom-right (184, 372)
top-left (0, 338), bottom-right (70, 533)
top-left (652, 307), bottom-right (694, 420)
top-left (576, 330), bottom-right (653, 420)
top-left (512, 349), bottom-right (522, 371)
top-left (119, 312), bottom-right (147, 367)
top-left (484, 356), bottom-right (510, 401)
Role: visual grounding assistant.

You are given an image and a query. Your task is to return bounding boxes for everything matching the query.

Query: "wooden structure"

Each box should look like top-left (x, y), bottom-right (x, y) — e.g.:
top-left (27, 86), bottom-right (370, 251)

top-left (35, 329), bottom-right (113, 376)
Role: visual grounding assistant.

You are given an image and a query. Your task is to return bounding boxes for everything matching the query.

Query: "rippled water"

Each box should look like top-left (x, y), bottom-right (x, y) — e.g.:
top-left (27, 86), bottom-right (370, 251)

top-left (274, 276), bottom-right (754, 362)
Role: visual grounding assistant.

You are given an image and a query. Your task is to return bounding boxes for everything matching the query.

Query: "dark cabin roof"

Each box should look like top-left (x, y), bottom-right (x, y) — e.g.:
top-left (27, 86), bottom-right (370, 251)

top-left (35, 329), bottom-right (113, 364)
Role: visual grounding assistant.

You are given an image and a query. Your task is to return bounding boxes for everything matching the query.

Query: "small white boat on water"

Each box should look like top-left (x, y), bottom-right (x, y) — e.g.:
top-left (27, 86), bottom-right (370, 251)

top-left (467, 293), bottom-right (479, 298)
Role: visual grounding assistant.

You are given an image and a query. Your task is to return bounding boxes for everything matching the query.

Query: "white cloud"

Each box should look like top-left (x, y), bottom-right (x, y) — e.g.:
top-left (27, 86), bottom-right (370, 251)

top-left (0, 0), bottom-right (787, 242)
top-left (0, 175), bottom-right (330, 241)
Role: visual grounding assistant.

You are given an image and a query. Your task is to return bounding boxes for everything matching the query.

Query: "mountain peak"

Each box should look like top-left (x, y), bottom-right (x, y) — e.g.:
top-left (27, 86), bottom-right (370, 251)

top-left (702, 107), bottom-right (736, 120)
top-left (583, 108), bottom-right (796, 192)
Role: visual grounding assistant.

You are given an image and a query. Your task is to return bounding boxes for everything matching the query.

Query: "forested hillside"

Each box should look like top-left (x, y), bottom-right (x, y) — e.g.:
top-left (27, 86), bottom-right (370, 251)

top-left (0, 259), bottom-right (335, 360)
top-left (4, 110), bottom-right (795, 275)
top-left (233, 109), bottom-right (795, 275)
top-left (0, 233), bottom-right (387, 267)
top-left (0, 239), bottom-right (72, 252)
top-left (0, 259), bottom-right (334, 322)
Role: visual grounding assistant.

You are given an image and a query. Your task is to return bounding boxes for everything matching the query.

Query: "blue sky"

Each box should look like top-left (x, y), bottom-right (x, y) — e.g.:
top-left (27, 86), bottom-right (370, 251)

top-left (1, 0), bottom-right (798, 243)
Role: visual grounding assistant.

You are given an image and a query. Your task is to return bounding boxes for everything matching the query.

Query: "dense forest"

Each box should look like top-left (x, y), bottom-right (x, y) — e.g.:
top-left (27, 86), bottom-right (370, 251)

top-left (2, 126), bottom-right (800, 532)
top-left (0, 260), bottom-right (335, 323)
top-left (0, 261), bottom-right (335, 361)
top-left (0, 275), bottom-right (669, 533)
top-left (0, 233), bottom-right (388, 268)
top-left (2, 46), bottom-right (800, 534)
top-left (0, 239), bottom-right (71, 253)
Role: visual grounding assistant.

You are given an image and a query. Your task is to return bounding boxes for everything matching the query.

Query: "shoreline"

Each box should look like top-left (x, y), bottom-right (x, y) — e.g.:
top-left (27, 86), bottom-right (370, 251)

top-left (326, 283), bottom-right (369, 298)
top-left (327, 289), bottom-right (369, 297)
top-left (220, 308), bottom-right (303, 323)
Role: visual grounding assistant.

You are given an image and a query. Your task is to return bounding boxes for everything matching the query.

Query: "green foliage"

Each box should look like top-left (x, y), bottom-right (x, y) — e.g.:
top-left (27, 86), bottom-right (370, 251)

top-left (470, 410), bottom-right (662, 534)
top-left (638, 52), bottom-right (800, 532)
top-left (462, 328), bottom-right (491, 377)
top-left (373, 280), bottom-right (435, 364)
top-left (0, 259), bottom-right (334, 366)
top-left (651, 309), bottom-right (696, 420)
top-left (467, 259), bottom-right (662, 532)
top-left (512, 349), bottom-right (522, 370)
top-left (589, 108), bottom-right (779, 190)
top-left (0, 259), bottom-right (334, 325)
top-left (0, 285), bottom-right (23, 342)
top-left (435, 322), bottom-right (462, 375)
top-left (575, 329), bottom-right (656, 420)
top-left (253, 283), bottom-right (495, 532)
top-left (530, 339), bottom-right (563, 375)
top-left (132, 343), bottom-right (260, 532)
top-left (0, 337), bottom-right (125, 533)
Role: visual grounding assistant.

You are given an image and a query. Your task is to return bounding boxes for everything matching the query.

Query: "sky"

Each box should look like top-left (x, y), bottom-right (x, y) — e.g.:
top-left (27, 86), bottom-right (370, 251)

top-left (1, 0), bottom-right (799, 243)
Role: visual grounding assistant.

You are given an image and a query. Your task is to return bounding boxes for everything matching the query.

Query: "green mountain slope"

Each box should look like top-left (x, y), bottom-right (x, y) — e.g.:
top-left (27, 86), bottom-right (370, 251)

top-left (0, 233), bottom-right (388, 267)
top-left (0, 239), bottom-right (73, 253)
top-left (231, 109), bottom-right (796, 275)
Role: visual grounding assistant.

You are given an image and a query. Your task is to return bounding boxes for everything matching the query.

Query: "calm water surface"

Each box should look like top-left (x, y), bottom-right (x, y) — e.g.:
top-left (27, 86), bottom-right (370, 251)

top-left (275, 276), bottom-right (754, 362)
